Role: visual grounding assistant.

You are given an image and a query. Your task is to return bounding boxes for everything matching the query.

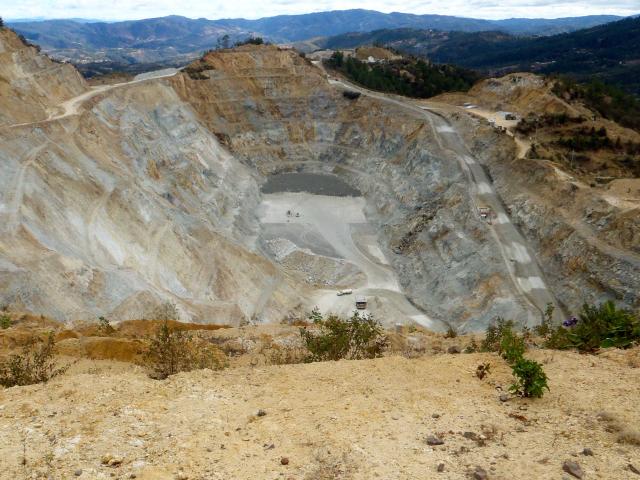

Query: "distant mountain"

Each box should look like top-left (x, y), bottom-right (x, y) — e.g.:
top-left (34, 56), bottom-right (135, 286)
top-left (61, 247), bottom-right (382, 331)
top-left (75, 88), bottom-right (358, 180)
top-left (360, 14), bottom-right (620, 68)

top-left (228, 10), bottom-right (623, 39)
top-left (8, 10), bottom-right (625, 69)
top-left (323, 17), bottom-right (640, 95)
top-left (7, 17), bottom-right (110, 23)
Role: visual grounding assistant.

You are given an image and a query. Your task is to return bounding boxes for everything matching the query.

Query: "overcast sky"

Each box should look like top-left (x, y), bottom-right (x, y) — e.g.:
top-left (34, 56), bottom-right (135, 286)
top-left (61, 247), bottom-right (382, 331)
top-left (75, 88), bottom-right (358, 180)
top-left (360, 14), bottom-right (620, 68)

top-left (2, 0), bottom-right (639, 21)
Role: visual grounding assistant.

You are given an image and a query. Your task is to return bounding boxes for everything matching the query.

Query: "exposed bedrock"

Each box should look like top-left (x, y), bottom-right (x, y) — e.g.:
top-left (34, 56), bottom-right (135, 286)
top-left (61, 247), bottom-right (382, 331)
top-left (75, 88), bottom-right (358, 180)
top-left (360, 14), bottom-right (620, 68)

top-left (171, 46), bottom-right (541, 329)
top-left (1, 35), bottom-right (555, 328)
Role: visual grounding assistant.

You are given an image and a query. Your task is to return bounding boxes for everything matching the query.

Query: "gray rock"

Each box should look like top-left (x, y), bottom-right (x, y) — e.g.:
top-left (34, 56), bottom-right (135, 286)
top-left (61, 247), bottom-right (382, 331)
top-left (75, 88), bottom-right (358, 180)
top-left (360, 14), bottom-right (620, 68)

top-left (473, 466), bottom-right (488, 479)
top-left (437, 463), bottom-right (445, 472)
top-left (426, 435), bottom-right (444, 446)
top-left (562, 460), bottom-right (584, 479)
top-left (581, 448), bottom-right (593, 456)
top-left (74, 471), bottom-right (82, 477)
top-left (256, 409), bottom-right (267, 417)
top-left (447, 345), bottom-right (461, 354)
top-left (499, 394), bottom-right (509, 402)
top-left (432, 413), bottom-right (441, 419)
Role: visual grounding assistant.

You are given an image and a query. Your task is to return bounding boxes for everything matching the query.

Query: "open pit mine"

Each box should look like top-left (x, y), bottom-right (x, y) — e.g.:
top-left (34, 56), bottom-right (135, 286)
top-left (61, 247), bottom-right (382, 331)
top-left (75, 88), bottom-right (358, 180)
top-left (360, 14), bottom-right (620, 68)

top-left (1, 28), bottom-right (638, 331)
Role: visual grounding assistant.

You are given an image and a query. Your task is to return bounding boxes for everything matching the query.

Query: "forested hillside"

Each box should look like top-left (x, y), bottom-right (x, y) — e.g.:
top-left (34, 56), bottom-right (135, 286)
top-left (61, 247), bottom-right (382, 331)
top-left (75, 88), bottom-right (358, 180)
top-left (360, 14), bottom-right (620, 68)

top-left (325, 51), bottom-right (479, 98)
top-left (323, 17), bottom-right (640, 95)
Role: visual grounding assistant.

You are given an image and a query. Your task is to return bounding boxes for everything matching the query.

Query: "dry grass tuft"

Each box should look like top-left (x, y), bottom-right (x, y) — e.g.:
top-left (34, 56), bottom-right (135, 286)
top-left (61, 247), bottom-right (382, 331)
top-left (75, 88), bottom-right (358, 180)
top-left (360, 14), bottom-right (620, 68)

top-left (618, 429), bottom-right (640, 446)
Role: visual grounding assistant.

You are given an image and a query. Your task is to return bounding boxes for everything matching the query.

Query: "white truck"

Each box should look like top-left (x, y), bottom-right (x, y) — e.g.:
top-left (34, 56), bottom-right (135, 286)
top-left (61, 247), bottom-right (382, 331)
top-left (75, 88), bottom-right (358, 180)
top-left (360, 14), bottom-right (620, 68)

top-left (336, 289), bottom-right (353, 296)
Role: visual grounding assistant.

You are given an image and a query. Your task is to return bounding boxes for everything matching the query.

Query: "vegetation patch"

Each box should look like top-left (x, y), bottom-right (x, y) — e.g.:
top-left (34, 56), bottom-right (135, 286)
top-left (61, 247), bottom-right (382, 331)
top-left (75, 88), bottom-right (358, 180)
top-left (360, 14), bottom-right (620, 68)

top-left (0, 334), bottom-right (69, 388)
top-left (552, 76), bottom-right (640, 133)
top-left (481, 317), bottom-right (549, 398)
top-left (143, 321), bottom-right (226, 379)
top-left (325, 51), bottom-right (479, 98)
top-left (300, 308), bottom-right (388, 362)
top-left (540, 301), bottom-right (640, 352)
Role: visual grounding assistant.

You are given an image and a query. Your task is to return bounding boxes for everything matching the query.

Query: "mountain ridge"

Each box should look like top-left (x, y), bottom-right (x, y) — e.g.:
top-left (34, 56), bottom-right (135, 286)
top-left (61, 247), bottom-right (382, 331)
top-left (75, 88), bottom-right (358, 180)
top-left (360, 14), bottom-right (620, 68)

top-left (7, 10), bottom-right (627, 69)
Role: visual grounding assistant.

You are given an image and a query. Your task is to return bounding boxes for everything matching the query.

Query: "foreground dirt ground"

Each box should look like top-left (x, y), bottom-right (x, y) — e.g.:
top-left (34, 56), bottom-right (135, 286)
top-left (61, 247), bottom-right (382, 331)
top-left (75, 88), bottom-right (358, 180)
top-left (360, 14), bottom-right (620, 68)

top-left (1, 345), bottom-right (639, 479)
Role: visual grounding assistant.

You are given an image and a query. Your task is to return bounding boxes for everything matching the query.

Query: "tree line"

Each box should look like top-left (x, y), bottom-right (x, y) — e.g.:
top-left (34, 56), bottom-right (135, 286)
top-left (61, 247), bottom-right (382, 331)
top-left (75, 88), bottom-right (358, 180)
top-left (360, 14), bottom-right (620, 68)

top-left (325, 51), bottom-right (479, 98)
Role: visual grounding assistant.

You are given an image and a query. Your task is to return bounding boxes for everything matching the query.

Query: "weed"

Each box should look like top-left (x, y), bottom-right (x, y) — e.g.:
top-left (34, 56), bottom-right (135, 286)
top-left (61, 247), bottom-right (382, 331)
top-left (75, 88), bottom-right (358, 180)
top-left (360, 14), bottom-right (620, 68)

top-left (509, 357), bottom-right (549, 398)
top-left (483, 318), bottom-right (550, 398)
top-left (143, 321), bottom-right (225, 379)
top-left (300, 311), bottom-right (388, 362)
top-left (499, 328), bottom-right (526, 365)
top-left (98, 316), bottom-right (115, 335)
top-left (476, 362), bottom-right (491, 379)
top-left (481, 318), bottom-right (516, 352)
top-left (617, 429), bottom-right (640, 446)
top-left (534, 303), bottom-right (555, 338)
top-left (444, 325), bottom-right (458, 339)
top-left (0, 314), bottom-right (11, 329)
top-left (267, 345), bottom-right (307, 365)
top-left (149, 302), bottom-right (180, 322)
top-left (0, 334), bottom-right (69, 387)
top-left (464, 337), bottom-right (479, 353)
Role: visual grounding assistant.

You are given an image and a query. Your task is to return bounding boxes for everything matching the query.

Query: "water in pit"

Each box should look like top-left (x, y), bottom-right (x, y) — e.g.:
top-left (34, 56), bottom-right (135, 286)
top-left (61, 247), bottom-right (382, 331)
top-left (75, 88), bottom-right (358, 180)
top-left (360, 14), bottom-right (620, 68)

top-left (261, 173), bottom-right (361, 197)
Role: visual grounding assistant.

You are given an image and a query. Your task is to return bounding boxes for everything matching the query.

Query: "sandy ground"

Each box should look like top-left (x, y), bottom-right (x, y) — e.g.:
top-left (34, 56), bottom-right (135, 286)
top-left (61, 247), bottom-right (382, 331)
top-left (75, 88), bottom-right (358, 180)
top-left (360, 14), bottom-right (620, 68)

top-left (0, 347), bottom-right (638, 479)
top-left (258, 192), bottom-right (441, 330)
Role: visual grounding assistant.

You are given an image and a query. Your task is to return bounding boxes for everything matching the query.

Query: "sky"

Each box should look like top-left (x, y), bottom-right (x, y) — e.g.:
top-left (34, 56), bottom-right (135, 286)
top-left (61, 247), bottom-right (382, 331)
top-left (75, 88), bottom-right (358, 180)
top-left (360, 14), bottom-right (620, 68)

top-left (1, 0), bottom-right (639, 21)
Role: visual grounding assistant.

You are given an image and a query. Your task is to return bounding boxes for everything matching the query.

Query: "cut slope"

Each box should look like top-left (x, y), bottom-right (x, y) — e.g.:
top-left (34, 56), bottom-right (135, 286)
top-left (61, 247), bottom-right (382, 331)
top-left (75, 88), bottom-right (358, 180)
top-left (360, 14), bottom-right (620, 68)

top-left (0, 49), bottom-right (301, 324)
top-left (171, 45), bottom-right (548, 329)
top-left (0, 28), bottom-right (86, 126)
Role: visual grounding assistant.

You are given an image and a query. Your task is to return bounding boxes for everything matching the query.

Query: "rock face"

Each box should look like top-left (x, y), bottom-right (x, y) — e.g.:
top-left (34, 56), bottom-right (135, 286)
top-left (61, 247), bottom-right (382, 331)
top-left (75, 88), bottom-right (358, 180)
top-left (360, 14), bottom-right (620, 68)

top-left (0, 33), bottom-right (299, 324)
top-left (0, 29), bottom-right (86, 126)
top-left (454, 112), bottom-right (640, 314)
top-left (437, 73), bottom-right (640, 314)
top-left (171, 45), bottom-right (537, 329)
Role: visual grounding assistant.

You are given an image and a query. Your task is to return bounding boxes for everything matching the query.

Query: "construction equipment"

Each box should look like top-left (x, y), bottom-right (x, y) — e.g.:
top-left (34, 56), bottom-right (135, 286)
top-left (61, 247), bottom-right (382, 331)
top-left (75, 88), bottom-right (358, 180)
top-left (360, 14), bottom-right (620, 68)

top-left (355, 295), bottom-right (367, 310)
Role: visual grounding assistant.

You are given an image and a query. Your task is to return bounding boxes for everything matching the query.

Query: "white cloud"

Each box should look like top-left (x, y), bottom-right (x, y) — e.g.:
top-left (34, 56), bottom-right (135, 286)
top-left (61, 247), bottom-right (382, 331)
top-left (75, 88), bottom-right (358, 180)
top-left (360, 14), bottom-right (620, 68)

top-left (1, 0), bottom-right (638, 21)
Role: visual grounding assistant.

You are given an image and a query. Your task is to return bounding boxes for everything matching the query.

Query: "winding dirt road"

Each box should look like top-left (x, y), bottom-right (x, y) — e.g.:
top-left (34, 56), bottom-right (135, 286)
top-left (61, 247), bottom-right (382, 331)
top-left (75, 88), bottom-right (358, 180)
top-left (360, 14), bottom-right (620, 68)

top-left (8, 68), bottom-right (180, 129)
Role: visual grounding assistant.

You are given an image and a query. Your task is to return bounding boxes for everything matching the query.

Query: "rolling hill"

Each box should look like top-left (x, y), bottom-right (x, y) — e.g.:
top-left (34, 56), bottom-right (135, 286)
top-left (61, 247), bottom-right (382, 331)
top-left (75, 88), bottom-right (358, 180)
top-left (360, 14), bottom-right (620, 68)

top-left (322, 17), bottom-right (640, 95)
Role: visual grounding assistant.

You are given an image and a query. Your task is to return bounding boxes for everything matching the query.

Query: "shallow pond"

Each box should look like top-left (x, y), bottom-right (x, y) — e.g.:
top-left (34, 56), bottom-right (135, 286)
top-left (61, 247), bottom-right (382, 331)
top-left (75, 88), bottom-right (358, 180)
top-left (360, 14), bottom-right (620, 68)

top-left (261, 173), bottom-right (361, 197)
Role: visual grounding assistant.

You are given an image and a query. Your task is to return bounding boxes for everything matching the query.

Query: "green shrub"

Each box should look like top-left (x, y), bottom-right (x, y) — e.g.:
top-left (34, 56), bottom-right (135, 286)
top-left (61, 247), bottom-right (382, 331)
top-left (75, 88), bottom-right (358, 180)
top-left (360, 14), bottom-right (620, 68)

top-left (143, 321), bottom-right (225, 379)
top-left (98, 316), bottom-right (115, 335)
top-left (546, 301), bottom-right (640, 352)
top-left (0, 334), bottom-right (69, 388)
top-left (509, 357), bottom-right (549, 398)
top-left (481, 318), bottom-right (516, 352)
top-left (499, 328), bottom-right (526, 365)
top-left (325, 51), bottom-right (479, 98)
top-left (534, 303), bottom-right (555, 338)
top-left (235, 36), bottom-right (265, 46)
top-left (300, 311), bottom-right (388, 362)
top-left (0, 314), bottom-right (11, 329)
top-left (444, 325), bottom-right (458, 338)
